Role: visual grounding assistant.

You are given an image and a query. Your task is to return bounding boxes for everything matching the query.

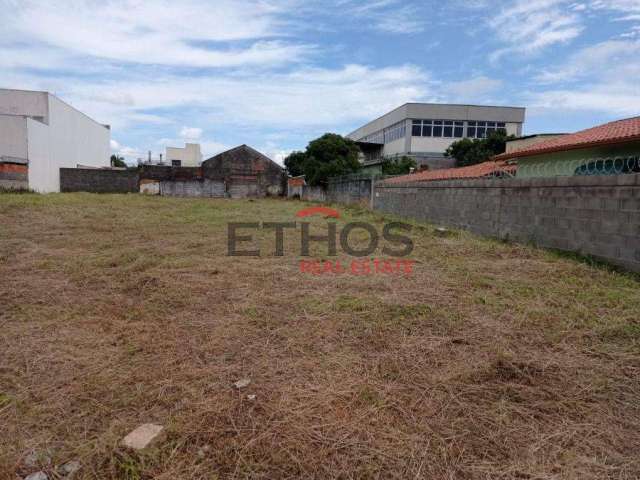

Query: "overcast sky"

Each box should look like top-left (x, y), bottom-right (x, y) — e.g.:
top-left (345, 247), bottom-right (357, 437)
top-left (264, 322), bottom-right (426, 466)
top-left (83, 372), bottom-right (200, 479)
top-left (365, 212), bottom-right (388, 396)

top-left (1, 0), bottom-right (639, 163)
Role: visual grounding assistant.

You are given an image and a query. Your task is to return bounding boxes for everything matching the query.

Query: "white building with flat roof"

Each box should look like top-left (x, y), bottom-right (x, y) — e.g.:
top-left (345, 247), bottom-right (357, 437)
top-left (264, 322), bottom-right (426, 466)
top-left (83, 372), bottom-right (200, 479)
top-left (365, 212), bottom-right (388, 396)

top-left (0, 88), bottom-right (111, 192)
top-left (347, 103), bottom-right (526, 170)
top-left (165, 143), bottom-right (202, 167)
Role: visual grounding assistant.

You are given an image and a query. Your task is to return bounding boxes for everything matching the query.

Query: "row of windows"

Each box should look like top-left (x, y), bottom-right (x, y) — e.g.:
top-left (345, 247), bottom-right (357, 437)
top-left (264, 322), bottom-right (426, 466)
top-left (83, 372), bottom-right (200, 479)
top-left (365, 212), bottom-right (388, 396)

top-left (412, 120), bottom-right (507, 139)
top-left (385, 122), bottom-right (406, 143)
top-left (361, 119), bottom-right (509, 144)
top-left (362, 121), bottom-right (406, 145)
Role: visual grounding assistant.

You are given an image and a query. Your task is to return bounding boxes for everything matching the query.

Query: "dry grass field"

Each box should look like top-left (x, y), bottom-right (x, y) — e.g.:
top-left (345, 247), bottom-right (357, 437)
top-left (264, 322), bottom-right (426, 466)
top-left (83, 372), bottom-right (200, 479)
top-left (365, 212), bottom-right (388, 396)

top-left (1, 193), bottom-right (639, 480)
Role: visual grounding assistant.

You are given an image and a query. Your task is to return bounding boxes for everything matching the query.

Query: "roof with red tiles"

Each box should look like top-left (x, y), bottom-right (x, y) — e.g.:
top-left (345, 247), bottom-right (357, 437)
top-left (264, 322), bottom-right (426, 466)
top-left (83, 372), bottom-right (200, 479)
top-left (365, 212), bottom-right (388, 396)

top-left (495, 116), bottom-right (640, 161)
top-left (383, 160), bottom-right (515, 185)
top-left (288, 177), bottom-right (306, 187)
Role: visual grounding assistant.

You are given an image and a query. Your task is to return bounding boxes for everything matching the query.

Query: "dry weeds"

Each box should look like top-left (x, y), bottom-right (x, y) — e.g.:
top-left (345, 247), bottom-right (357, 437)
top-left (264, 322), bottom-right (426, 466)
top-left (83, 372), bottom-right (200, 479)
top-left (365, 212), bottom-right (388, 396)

top-left (0, 193), bottom-right (639, 479)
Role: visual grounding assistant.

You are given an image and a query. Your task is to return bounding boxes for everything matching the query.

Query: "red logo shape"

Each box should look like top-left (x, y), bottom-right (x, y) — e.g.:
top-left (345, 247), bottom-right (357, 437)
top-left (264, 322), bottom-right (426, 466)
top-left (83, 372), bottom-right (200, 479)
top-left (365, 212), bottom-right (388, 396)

top-left (296, 206), bottom-right (341, 219)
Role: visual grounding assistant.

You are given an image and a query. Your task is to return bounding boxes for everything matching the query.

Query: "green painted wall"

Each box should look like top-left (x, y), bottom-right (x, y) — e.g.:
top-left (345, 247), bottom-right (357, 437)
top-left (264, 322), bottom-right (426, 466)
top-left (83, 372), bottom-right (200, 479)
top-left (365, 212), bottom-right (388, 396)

top-left (516, 141), bottom-right (640, 178)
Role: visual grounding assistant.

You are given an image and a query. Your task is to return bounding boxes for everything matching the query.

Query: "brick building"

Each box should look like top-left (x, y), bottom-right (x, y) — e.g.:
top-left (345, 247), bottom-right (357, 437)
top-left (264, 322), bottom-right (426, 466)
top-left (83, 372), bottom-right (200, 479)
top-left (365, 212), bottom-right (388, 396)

top-left (202, 145), bottom-right (284, 198)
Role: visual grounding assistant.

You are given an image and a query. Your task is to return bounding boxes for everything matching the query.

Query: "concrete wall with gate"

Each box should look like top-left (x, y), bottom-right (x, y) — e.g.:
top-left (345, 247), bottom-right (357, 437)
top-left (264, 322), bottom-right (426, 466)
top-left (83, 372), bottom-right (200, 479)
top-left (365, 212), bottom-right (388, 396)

top-left (374, 174), bottom-right (640, 272)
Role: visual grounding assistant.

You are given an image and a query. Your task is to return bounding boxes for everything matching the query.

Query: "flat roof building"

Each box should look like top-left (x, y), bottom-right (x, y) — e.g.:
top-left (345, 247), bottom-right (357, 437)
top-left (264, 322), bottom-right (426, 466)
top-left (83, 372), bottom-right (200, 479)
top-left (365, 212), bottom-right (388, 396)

top-left (347, 103), bottom-right (526, 170)
top-left (0, 88), bottom-right (111, 192)
top-left (166, 143), bottom-right (202, 167)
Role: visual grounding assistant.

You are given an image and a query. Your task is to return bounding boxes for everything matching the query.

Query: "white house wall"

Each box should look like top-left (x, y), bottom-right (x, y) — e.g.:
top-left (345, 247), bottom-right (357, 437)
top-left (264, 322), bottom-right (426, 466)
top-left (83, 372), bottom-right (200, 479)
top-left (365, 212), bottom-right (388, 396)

top-left (26, 117), bottom-right (50, 191)
top-left (0, 89), bottom-right (48, 122)
top-left (382, 137), bottom-right (407, 157)
top-left (0, 115), bottom-right (28, 161)
top-left (27, 95), bottom-right (110, 192)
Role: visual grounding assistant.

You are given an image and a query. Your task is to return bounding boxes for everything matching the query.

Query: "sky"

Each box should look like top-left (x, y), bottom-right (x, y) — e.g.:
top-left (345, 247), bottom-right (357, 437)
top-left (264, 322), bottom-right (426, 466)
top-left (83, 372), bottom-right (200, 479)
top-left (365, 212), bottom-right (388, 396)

top-left (1, 0), bottom-right (639, 164)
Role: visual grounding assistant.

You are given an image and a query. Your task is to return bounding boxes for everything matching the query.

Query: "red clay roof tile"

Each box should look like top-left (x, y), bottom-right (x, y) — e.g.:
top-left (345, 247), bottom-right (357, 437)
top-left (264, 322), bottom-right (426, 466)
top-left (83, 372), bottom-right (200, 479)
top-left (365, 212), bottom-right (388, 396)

top-left (495, 116), bottom-right (640, 161)
top-left (383, 161), bottom-right (515, 185)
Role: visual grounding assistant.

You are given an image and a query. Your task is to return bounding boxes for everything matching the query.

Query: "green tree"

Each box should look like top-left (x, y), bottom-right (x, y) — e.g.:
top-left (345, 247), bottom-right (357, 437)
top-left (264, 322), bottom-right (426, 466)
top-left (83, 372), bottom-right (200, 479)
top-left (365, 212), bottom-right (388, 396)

top-left (110, 154), bottom-right (127, 168)
top-left (381, 156), bottom-right (417, 176)
top-left (284, 151), bottom-right (307, 177)
top-left (445, 130), bottom-right (515, 167)
top-left (284, 133), bottom-right (361, 186)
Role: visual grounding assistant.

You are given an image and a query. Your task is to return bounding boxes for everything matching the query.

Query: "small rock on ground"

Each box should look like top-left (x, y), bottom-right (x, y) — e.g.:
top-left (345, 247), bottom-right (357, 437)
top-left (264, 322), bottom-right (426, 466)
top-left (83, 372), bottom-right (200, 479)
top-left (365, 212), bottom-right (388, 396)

top-left (24, 451), bottom-right (51, 469)
top-left (234, 378), bottom-right (251, 389)
top-left (60, 460), bottom-right (81, 476)
top-left (121, 424), bottom-right (166, 450)
top-left (24, 472), bottom-right (48, 480)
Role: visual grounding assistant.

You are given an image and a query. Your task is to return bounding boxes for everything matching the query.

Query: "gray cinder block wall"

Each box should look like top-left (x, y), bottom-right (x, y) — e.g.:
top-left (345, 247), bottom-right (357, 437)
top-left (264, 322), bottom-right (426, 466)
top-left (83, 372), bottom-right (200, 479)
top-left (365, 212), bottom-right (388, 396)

top-left (327, 177), bottom-right (373, 205)
top-left (374, 174), bottom-right (640, 273)
top-left (60, 168), bottom-right (139, 193)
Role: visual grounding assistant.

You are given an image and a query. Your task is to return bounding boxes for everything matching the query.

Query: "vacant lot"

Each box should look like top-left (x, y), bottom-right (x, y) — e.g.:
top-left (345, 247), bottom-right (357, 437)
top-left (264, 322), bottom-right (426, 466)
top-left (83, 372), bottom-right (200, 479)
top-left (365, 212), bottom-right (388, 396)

top-left (1, 193), bottom-right (639, 479)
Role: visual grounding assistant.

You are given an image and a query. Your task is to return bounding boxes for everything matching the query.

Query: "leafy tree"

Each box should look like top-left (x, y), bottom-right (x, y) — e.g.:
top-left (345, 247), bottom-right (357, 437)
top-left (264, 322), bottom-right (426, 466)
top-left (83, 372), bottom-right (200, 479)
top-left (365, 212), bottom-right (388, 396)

top-left (284, 151), bottom-right (307, 177)
top-left (381, 156), bottom-right (417, 176)
top-left (110, 154), bottom-right (127, 168)
top-left (445, 130), bottom-right (515, 167)
top-left (284, 133), bottom-right (361, 186)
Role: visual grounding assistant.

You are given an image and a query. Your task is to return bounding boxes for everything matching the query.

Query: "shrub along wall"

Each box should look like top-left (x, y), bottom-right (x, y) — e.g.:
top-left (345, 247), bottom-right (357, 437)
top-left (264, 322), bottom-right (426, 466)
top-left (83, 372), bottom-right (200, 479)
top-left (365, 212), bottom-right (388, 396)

top-left (374, 174), bottom-right (640, 273)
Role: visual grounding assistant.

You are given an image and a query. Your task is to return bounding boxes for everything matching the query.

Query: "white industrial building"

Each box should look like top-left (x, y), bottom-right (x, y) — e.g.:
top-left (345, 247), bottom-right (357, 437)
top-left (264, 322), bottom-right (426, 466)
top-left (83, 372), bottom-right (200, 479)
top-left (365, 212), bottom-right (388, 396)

top-left (0, 88), bottom-right (111, 192)
top-left (166, 143), bottom-right (202, 167)
top-left (347, 103), bottom-right (526, 170)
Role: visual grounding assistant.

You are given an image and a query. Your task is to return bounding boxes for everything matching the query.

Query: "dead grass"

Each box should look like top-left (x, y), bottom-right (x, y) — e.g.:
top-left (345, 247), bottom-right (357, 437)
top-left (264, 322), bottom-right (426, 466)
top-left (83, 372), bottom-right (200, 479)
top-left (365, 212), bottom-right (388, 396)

top-left (0, 193), bottom-right (639, 479)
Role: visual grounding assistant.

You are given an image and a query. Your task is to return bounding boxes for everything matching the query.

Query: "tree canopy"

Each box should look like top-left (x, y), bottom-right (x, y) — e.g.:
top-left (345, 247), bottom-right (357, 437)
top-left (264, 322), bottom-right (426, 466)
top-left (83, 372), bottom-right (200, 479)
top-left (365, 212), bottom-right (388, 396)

top-left (110, 154), bottom-right (127, 168)
top-left (445, 130), bottom-right (515, 168)
top-left (284, 133), bottom-right (361, 186)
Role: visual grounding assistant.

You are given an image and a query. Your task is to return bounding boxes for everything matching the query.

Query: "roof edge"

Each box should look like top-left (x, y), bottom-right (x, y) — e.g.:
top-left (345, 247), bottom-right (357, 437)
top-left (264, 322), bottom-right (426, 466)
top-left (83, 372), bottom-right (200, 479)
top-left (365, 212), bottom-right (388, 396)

top-left (495, 134), bottom-right (640, 161)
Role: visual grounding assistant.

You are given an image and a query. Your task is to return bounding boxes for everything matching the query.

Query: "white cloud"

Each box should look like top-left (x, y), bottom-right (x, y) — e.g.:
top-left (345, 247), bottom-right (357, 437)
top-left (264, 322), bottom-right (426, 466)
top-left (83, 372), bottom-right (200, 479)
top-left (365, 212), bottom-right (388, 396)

top-left (179, 127), bottom-right (203, 141)
top-left (110, 139), bottom-right (120, 151)
top-left (535, 39), bottom-right (640, 82)
top-left (445, 76), bottom-right (503, 100)
top-left (303, 0), bottom-right (427, 34)
top-left (1, 0), bottom-right (312, 68)
top-left (200, 140), bottom-right (231, 159)
top-left (529, 39), bottom-right (640, 115)
top-left (26, 63), bottom-right (433, 132)
top-left (489, 0), bottom-right (584, 62)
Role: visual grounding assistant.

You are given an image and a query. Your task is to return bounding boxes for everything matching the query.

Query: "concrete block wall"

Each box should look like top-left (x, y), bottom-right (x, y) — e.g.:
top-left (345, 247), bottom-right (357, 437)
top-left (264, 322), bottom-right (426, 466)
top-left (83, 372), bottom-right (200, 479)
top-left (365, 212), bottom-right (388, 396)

top-left (327, 177), bottom-right (372, 205)
top-left (374, 174), bottom-right (640, 273)
top-left (159, 179), bottom-right (226, 197)
top-left (301, 185), bottom-right (327, 202)
top-left (60, 168), bottom-right (139, 193)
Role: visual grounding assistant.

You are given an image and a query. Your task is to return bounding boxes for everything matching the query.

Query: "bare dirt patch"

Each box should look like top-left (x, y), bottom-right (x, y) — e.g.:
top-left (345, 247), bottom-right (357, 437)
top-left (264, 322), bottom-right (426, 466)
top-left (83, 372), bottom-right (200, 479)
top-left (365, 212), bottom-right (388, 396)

top-left (1, 193), bottom-right (639, 479)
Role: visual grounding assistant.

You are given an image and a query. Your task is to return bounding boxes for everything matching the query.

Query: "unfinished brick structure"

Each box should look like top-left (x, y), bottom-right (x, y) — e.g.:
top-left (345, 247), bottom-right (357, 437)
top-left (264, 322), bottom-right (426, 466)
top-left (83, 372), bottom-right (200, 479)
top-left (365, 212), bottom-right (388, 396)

top-left (202, 145), bottom-right (284, 198)
top-left (0, 161), bottom-right (28, 190)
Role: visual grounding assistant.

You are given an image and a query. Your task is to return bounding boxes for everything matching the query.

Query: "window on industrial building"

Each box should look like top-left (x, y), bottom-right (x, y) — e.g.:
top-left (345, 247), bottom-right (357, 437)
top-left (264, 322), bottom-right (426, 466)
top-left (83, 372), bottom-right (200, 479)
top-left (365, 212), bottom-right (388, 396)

top-left (454, 121), bottom-right (464, 138)
top-left (412, 120), bottom-right (422, 137)
top-left (412, 119), bottom-right (464, 138)
top-left (443, 121), bottom-right (453, 137)
top-left (466, 121), bottom-right (508, 138)
top-left (467, 121), bottom-right (476, 138)
top-left (384, 121), bottom-right (406, 143)
top-left (412, 119), bottom-right (509, 139)
top-left (433, 120), bottom-right (443, 137)
top-left (172, 160), bottom-right (181, 167)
